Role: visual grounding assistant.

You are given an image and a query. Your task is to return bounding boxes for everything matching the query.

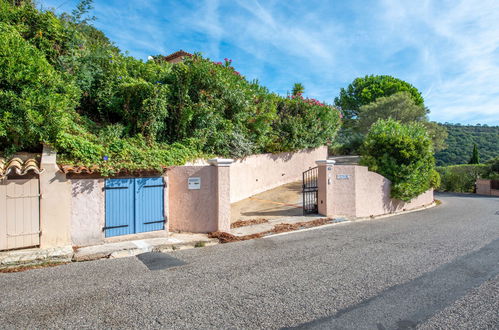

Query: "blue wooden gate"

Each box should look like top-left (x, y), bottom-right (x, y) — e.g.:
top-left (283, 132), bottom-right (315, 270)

top-left (105, 177), bottom-right (165, 237)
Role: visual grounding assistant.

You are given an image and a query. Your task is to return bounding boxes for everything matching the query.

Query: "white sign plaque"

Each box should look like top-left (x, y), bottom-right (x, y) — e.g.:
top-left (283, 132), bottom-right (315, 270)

top-left (188, 177), bottom-right (201, 190)
top-left (336, 174), bottom-right (350, 180)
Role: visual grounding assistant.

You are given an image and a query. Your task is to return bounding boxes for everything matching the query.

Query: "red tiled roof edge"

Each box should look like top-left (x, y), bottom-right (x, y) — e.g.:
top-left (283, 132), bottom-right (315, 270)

top-left (59, 164), bottom-right (172, 176)
top-left (161, 50), bottom-right (192, 62)
top-left (0, 157), bottom-right (44, 178)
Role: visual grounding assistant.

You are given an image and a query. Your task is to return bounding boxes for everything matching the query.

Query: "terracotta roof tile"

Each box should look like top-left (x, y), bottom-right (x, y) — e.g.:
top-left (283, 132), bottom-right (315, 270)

top-left (0, 157), bottom-right (43, 179)
top-left (60, 164), bottom-right (170, 176)
top-left (60, 165), bottom-right (98, 174)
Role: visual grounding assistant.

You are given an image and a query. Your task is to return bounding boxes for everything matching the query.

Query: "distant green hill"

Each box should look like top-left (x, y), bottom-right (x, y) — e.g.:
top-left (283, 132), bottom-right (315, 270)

top-left (435, 124), bottom-right (499, 166)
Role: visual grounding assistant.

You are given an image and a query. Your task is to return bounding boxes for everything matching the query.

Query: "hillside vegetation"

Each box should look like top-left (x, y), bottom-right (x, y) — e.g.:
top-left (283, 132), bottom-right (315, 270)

top-left (0, 1), bottom-right (341, 175)
top-left (435, 124), bottom-right (499, 166)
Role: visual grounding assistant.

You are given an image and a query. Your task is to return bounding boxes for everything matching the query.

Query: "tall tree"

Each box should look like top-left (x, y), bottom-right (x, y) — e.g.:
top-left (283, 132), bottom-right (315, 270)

top-left (468, 144), bottom-right (480, 164)
top-left (356, 92), bottom-right (447, 152)
top-left (357, 92), bottom-right (426, 132)
top-left (334, 75), bottom-right (424, 126)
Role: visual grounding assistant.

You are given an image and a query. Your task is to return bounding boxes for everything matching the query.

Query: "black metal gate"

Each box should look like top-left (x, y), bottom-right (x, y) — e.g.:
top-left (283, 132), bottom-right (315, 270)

top-left (303, 167), bottom-right (319, 214)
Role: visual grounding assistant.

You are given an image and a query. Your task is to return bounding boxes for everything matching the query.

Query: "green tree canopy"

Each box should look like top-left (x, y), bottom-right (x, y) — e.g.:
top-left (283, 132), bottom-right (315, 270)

top-left (357, 92), bottom-right (426, 132)
top-left (334, 75), bottom-right (424, 126)
top-left (422, 121), bottom-right (448, 153)
top-left (0, 22), bottom-right (79, 154)
top-left (356, 92), bottom-right (447, 152)
top-left (435, 124), bottom-right (499, 166)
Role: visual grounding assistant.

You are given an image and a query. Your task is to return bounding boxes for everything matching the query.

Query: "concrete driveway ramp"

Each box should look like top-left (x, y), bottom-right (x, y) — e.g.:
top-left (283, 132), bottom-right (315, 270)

top-left (231, 181), bottom-right (304, 223)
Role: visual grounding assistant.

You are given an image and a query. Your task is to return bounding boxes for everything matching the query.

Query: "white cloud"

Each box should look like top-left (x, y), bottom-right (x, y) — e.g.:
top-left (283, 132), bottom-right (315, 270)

top-left (378, 0), bottom-right (499, 124)
top-left (39, 0), bottom-right (499, 124)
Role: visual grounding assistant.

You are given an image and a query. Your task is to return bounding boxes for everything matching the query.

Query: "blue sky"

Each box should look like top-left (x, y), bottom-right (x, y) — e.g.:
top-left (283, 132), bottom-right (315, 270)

top-left (39, 0), bottom-right (499, 125)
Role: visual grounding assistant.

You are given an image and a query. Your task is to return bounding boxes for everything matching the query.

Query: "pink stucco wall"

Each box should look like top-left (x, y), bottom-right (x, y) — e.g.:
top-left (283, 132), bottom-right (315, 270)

top-left (71, 179), bottom-right (105, 246)
top-left (476, 179), bottom-right (491, 195)
top-left (354, 166), bottom-right (434, 217)
top-left (230, 146), bottom-right (328, 203)
top-left (476, 179), bottom-right (499, 196)
top-left (168, 163), bottom-right (230, 233)
top-left (319, 165), bottom-right (434, 219)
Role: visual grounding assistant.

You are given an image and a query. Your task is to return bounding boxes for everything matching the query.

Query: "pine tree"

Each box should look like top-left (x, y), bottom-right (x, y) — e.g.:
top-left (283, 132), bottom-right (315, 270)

top-left (468, 144), bottom-right (480, 164)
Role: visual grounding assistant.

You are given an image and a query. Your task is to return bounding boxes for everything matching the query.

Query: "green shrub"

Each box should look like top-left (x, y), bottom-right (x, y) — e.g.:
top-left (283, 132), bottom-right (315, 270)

top-left (485, 157), bottom-right (499, 179)
top-left (360, 119), bottom-right (439, 201)
top-left (0, 1), bottom-right (342, 174)
top-left (436, 164), bottom-right (489, 192)
top-left (270, 96), bottom-right (341, 152)
top-left (0, 22), bottom-right (79, 154)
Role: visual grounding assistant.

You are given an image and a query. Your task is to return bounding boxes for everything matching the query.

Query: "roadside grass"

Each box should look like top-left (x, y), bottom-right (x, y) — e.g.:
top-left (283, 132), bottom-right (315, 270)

top-left (194, 241), bottom-right (206, 248)
top-left (0, 261), bottom-right (69, 273)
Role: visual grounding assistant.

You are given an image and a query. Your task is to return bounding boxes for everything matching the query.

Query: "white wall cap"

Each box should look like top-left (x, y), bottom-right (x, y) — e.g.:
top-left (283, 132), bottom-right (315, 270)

top-left (315, 160), bottom-right (336, 166)
top-left (208, 158), bottom-right (234, 167)
top-left (41, 144), bottom-right (57, 165)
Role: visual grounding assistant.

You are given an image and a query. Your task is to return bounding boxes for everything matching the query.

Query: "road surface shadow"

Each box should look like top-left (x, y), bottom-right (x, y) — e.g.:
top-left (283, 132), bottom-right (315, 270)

top-left (286, 237), bottom-right (499, 329)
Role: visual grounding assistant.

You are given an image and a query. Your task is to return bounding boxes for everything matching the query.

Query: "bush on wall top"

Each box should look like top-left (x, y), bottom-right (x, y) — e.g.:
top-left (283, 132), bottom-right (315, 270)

top-left (0, 1), bottom-right (342, 174)
top-left (360, 119), bottom-right (440, 201)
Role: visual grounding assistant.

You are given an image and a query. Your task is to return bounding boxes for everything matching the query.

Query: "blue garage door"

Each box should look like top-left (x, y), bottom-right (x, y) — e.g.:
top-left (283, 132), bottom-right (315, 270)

top-left (105, 177), bottom-right (165, 237)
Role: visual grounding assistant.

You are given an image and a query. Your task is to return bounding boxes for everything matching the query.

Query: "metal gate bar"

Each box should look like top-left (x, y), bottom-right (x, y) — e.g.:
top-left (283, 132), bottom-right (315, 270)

top-left (302, 167), bottom-right (319, 214)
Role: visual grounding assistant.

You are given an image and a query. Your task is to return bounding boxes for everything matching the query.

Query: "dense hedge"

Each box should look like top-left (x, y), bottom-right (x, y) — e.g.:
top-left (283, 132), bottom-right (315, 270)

top-left (0, 1), bottom-right (341, 174)
top-left (360, 119), bottom-right (440, 201)
top-left (437, 158), bottom-right (499, 192)
top-left (436, 164), bottom-right (489, 193)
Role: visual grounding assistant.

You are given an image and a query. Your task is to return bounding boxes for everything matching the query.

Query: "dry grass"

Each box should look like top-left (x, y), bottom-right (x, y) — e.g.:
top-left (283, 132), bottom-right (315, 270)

top-left (210, 217), bottom-right (333, 243)
top-left (231, 218), bottom-right (269, 229)
top-left (0, 261), bottom-right (69, 273)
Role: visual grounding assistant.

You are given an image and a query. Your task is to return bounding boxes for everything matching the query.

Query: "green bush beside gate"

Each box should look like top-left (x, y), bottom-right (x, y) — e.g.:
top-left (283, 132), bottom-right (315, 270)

top-left (360, 119), bottom-right (440, 201)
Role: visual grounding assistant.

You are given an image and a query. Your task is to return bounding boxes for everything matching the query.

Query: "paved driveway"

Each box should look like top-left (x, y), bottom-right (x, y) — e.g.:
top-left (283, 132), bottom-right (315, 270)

top-left (231, 181), bottom-right (303, 223)
top-left (1, 193), bottom-right (498, 329)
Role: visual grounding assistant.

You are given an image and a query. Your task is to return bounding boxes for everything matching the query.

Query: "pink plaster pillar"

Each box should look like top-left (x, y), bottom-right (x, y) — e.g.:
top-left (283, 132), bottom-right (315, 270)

top-left (39, 145), bottom-right (72, 248)
top-left (316, 160), bottom-right (336, 217)
top-left (208, 158), bottom-right (233, 232)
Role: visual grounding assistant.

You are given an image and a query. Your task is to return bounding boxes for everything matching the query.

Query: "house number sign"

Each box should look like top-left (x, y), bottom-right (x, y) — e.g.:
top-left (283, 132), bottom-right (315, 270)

top-left (336, 174), bottom-right (351, 180)
top-left (188, 177), bottom-right (201, 190)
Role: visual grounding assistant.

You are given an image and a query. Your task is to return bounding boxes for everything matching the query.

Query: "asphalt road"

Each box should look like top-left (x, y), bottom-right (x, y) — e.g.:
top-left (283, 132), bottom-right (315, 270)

top-left (1, 193), bottom-right (498, 329)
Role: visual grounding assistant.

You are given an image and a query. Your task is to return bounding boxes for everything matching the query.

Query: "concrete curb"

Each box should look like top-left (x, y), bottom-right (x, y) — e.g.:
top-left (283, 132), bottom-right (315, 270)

top-left (260, 202), bottom-right (439, 240)
top-left (0, 246), bottom-right (73, 269)
top-left (72, 238), bottom-right (219, 262)
top-left (352, 201), bottom-right (438, 222)
top-left (1, 236), bottom-right (219, 270)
